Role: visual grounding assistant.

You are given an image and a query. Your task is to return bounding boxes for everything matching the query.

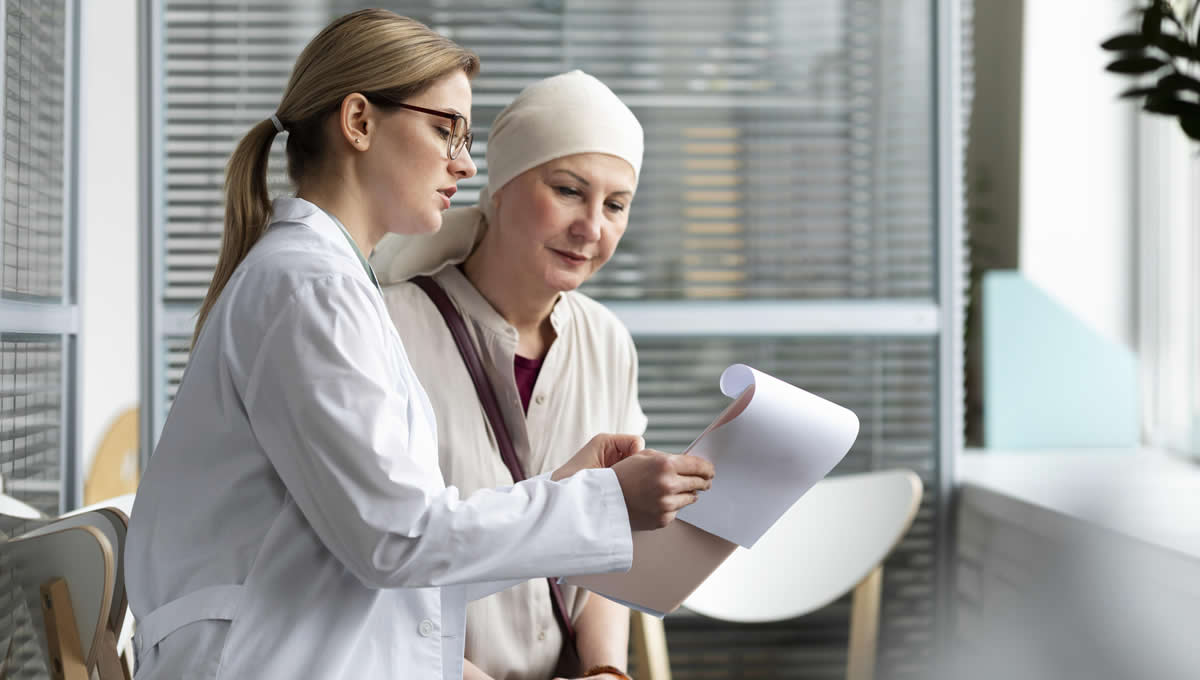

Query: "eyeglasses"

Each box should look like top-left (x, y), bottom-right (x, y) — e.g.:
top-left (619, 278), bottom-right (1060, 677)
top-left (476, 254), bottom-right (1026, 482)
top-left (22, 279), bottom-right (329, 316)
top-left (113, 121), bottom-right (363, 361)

top-left (395, 103), bottom-right (473, 160)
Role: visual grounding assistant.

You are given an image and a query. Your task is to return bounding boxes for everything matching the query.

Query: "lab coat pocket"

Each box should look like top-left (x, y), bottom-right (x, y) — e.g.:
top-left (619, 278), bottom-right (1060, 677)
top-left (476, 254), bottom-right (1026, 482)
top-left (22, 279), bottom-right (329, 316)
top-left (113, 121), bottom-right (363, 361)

top-left (211, 502), bottom-right (294, 679)
top-left (139, 618), bottom-right (233, 680)
top-left (211, 592), bottom-right (251, 680)
top-left (132, 584), bottom-right (243, 680)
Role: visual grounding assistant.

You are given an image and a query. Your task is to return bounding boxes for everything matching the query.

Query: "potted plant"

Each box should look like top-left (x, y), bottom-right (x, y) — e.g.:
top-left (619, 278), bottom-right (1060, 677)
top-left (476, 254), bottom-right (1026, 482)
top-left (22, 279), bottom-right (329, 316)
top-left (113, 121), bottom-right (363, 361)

top-left (1102, 0), bottom-right (1200, 140)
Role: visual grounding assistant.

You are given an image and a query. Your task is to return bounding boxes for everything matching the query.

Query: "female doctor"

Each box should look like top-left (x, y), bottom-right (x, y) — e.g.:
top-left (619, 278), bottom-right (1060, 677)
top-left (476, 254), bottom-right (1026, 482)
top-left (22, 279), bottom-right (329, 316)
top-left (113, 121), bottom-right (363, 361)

top-left (124, 10), bottom-right (714, 680)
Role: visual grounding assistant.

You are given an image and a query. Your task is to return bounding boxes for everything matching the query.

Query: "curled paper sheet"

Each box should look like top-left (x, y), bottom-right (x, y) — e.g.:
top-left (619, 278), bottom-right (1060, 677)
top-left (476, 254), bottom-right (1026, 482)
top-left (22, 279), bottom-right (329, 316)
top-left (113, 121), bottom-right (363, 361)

top-left (566, 364), bottom-right (860, 617)
top-left (675, 364), bottom-right (860, 548)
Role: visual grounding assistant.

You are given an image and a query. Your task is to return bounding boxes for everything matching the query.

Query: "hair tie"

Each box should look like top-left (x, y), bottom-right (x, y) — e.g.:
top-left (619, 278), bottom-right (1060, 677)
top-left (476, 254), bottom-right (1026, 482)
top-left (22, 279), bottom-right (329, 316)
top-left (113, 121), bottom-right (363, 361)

top-left (269, 114), bottom-right (285, 133)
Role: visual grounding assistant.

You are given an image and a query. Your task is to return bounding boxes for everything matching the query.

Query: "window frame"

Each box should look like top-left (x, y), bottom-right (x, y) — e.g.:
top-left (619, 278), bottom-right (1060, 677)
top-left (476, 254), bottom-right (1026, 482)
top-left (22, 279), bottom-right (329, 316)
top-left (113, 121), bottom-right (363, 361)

top-left (0, 0), bottom-right (83, 514)
top-left (1137, 114), bottom-right (1200, 460)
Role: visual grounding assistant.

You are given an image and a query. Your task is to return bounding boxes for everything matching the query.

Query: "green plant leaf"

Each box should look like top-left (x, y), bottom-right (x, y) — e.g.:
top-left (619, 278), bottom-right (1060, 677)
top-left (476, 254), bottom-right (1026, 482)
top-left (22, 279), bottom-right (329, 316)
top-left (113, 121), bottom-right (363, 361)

top-left (1101, 33), bottom-right (1149, 51)
top-left (1158, 71), bottom-right (1200, 93)
top-left (1179, 114), bottom-right (1200, 140)
top-left (1107, 55), bottom-right (1168, 73)
top-left (1143, 93), bottom-right (1200, 115)
top-left (1118, 83), bottom-right (1156, 97)
top-left (1143, 2), bottom-right (1163, 40)
top-left (1120, 85), bottom-right (1160, 98)
top-left (1151, 33), bottom-right (1195, 57)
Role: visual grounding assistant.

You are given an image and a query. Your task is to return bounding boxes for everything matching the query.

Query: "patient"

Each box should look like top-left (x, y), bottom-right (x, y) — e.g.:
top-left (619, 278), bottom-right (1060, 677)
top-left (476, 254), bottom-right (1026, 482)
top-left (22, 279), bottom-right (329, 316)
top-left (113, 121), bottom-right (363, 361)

top-left (371, 70), bottom-right (645, 680)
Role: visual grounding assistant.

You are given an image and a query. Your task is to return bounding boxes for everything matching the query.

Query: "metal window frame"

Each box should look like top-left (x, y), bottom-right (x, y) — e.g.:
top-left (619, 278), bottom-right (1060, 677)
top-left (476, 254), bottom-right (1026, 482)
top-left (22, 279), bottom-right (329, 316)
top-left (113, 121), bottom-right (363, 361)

top-left (64, 0), bottom-right (83, 513)
top-left (0, 0), bottom-right (84, 513)
top-left (934, 0), bottom-right (968, 664)
top-left (139, 0), bottom-right (165, 470)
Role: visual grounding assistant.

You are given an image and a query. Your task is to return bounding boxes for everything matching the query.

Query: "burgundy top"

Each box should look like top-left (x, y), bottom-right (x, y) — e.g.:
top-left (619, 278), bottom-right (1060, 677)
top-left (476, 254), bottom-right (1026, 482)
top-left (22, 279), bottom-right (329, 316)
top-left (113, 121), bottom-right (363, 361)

top-left (513, 354), bottom-right (546, 413)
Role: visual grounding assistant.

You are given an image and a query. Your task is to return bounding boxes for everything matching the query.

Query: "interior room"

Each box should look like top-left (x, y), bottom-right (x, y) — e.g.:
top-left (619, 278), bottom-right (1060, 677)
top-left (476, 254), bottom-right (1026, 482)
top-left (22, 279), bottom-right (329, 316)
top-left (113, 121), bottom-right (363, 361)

top-left (0, 1), bottom-right (1195, 678)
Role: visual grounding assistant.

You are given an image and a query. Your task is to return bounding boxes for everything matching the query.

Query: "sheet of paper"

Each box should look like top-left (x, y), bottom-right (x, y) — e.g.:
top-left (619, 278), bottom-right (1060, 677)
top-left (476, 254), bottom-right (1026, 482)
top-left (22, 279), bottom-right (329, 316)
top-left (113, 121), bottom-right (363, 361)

top-left (566, 364), bottom-right (859, 616)
top-left (675, 364), bottom-right (860, 548)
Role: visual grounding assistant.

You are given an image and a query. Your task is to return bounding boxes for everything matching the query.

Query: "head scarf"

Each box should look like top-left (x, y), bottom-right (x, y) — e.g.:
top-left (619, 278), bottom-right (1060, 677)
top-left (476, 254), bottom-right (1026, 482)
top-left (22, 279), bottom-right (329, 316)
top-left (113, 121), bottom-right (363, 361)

top-left (371, 70), bottom-right (643, 283)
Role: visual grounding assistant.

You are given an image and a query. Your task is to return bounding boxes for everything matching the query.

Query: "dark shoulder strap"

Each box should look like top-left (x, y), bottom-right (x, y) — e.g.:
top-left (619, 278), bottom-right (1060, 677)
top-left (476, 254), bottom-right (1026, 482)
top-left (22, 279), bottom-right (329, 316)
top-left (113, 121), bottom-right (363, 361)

top-left (410, 275), bottom-right (526, 482)
top-left (409, 275), bottom-right (578, 648)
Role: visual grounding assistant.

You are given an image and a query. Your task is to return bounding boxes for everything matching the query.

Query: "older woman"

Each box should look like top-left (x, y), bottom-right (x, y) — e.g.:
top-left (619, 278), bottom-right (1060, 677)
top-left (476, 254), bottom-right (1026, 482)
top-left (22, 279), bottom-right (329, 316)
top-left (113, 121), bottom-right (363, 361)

top-left (371, 71), bottom-right (646, 680)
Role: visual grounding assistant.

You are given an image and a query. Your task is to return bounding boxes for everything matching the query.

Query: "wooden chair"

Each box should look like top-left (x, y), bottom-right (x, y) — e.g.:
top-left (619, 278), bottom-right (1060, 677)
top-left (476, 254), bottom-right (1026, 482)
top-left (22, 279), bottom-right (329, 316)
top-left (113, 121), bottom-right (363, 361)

top-left (631, 469), bottom-right (924, 680)
top-left (61, 496), bottom-right (136, 678)
top-left (85, 407), bottom-right (139, 506)
top-left (0, 509), bottom-right (130, 679)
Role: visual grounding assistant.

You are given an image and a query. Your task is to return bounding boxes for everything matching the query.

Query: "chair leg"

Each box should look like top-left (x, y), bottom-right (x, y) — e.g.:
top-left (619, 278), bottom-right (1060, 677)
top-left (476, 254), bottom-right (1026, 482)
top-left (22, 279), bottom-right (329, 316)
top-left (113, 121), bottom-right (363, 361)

top-left (117, 612), bottom-right (135, 678)
top-left (94, 628), bottom-right (127, 680)
top-left (120, 647), bottom-right (135, 680)
top-left (41, 578), bottom-right (89, 680)
top-left (846, 565), bottom-right (883, 680)
top-left (630, 611), bottom-right (672, 680)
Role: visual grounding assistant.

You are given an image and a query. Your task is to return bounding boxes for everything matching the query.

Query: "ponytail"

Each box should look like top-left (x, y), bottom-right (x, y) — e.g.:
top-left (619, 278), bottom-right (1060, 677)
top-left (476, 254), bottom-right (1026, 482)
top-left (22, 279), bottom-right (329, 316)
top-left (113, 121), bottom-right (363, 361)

top-left (193, 118), bottom-right (278, 344)
top-left (192, 10), bottom-right (479, 345)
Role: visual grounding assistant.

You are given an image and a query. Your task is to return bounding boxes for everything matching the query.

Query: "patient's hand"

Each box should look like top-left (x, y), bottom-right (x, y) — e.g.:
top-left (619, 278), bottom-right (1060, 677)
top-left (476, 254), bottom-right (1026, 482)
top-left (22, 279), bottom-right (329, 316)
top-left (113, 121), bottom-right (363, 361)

top-left (552, 433), bottom-right (646, 481)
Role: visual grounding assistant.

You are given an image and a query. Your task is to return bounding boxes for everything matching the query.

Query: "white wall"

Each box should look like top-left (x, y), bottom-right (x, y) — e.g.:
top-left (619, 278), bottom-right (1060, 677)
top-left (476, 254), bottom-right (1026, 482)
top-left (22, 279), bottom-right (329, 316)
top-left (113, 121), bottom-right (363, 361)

top-left (1019, 0), bottom-right (1136, 349)
top-left (79, 0), bottom-right (139, 479)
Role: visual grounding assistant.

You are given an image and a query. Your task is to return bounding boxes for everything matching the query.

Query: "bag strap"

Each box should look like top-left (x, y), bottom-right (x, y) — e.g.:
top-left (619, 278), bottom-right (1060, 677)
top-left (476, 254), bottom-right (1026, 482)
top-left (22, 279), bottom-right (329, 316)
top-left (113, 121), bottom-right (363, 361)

top-left (410, 275), bottom-right (578, 649)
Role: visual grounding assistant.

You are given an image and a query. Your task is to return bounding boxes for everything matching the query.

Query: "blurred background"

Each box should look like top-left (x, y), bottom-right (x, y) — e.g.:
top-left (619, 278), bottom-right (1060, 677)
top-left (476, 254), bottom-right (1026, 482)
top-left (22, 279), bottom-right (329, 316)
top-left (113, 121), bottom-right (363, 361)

top-left (0, 0), bottom-right (1196, 678)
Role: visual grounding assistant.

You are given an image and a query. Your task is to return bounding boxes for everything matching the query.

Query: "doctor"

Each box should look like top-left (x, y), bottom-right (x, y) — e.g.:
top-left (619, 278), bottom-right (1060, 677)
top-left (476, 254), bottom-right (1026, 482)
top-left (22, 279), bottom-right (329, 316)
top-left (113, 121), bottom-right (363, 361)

top-left (124, 10), bottom-right (713, 680)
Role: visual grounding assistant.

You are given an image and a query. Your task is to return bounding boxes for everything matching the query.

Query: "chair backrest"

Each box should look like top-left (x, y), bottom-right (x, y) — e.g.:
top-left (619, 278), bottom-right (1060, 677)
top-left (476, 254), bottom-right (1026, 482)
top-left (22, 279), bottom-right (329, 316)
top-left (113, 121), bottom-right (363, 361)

top-left (1, 523), bottom-right (116, 673)
top-left (683, 469), bottom-right (923, 623)
top-left (21, 508), bottom-right (129, 635)
top-left (85, 408), bottom-right (139, 506)
top-left (63, 494), bottom-right (135, 521)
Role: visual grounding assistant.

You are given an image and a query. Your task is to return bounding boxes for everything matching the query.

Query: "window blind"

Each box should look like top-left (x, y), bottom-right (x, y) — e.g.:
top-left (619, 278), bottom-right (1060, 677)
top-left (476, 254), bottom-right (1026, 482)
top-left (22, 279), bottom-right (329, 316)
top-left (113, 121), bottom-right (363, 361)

top-left (160, 0), bottom-right (934, 303)
top-left (149, 2), bottom-right (967, 679)
top-left (0, 2), bottom-right (79, 672)
top-left (2, 0), bottom-right (67, 303)
top-left (0, 334), bottom-right (62, 515)
top-left (0, 0), bottom-right (75, 517)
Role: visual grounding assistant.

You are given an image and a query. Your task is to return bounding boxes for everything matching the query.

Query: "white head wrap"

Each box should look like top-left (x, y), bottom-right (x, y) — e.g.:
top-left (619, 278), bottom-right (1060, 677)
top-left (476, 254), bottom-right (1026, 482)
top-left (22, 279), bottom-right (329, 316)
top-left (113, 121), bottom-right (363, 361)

top-left (371, 70), bottom-right (643, 284)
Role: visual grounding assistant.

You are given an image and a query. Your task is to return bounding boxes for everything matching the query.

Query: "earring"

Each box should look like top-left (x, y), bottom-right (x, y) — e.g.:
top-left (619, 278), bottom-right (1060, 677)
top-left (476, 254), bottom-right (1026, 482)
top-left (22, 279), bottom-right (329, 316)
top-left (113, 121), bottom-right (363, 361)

top-left (354, 138), bottom-right (361, 144)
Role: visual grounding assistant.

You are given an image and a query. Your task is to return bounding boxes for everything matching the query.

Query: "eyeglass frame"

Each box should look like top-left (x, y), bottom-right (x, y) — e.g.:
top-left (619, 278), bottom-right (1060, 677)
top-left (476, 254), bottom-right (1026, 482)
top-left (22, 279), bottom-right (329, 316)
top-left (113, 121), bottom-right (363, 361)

top-left (368, 98), bottom-right (473, 160)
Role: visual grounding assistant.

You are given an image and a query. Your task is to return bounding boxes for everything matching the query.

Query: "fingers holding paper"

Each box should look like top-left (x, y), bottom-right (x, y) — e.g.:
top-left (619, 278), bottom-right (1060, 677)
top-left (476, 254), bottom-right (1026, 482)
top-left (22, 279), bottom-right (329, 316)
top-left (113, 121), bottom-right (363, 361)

top-left (549, 433), bottom-right (714, 530)
top-left (612, 451), bottom-right (714, 531)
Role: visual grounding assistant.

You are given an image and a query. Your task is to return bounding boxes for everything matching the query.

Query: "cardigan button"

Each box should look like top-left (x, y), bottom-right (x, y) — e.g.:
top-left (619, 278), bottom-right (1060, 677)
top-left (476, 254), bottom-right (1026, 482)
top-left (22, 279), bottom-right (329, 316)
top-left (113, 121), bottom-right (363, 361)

top-left (534, 394), bottom-right (546, 405)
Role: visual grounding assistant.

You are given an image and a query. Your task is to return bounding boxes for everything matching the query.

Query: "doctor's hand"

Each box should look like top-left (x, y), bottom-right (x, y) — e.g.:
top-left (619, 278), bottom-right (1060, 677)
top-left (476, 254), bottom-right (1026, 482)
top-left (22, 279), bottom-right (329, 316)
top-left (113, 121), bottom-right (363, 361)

top-left (552, 433), bottom-right (646, 482)
top-left (612, 450), bottom-right (714, 531)
top-left (549, 434), bottom-right (715, 531)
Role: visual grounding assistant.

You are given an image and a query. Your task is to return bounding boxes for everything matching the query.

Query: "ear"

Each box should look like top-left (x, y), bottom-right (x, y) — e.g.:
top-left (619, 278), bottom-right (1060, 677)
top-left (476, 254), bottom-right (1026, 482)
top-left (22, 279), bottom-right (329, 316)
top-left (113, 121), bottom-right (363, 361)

top-left (338, 93), bottom-right (373, 151)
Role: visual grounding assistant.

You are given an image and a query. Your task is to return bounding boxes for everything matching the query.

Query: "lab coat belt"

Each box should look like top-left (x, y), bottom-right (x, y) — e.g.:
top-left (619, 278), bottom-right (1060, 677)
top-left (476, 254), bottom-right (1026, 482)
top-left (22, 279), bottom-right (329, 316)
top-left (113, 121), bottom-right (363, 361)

top-left (134, 584), bottom-right (245, 654)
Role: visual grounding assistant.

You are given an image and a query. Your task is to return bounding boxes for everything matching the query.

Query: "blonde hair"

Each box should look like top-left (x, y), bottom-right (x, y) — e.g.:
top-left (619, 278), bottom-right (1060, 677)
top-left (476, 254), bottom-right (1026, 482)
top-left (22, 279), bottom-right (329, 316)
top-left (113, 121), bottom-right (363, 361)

top-left (194, 9), bottom-right (479, 342)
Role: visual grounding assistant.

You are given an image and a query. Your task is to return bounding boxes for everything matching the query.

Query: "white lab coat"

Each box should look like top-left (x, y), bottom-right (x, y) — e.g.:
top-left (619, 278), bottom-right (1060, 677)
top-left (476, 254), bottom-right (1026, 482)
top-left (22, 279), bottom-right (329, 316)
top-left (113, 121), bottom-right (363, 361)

top-left (125, 197), bottom-right (633, 680)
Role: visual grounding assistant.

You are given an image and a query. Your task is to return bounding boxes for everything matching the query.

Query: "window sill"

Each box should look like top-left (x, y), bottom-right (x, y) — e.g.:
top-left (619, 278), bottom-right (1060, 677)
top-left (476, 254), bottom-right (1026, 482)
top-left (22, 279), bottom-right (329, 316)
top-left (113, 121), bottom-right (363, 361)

top-left (959, 447), bottom-right (1200, 561)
